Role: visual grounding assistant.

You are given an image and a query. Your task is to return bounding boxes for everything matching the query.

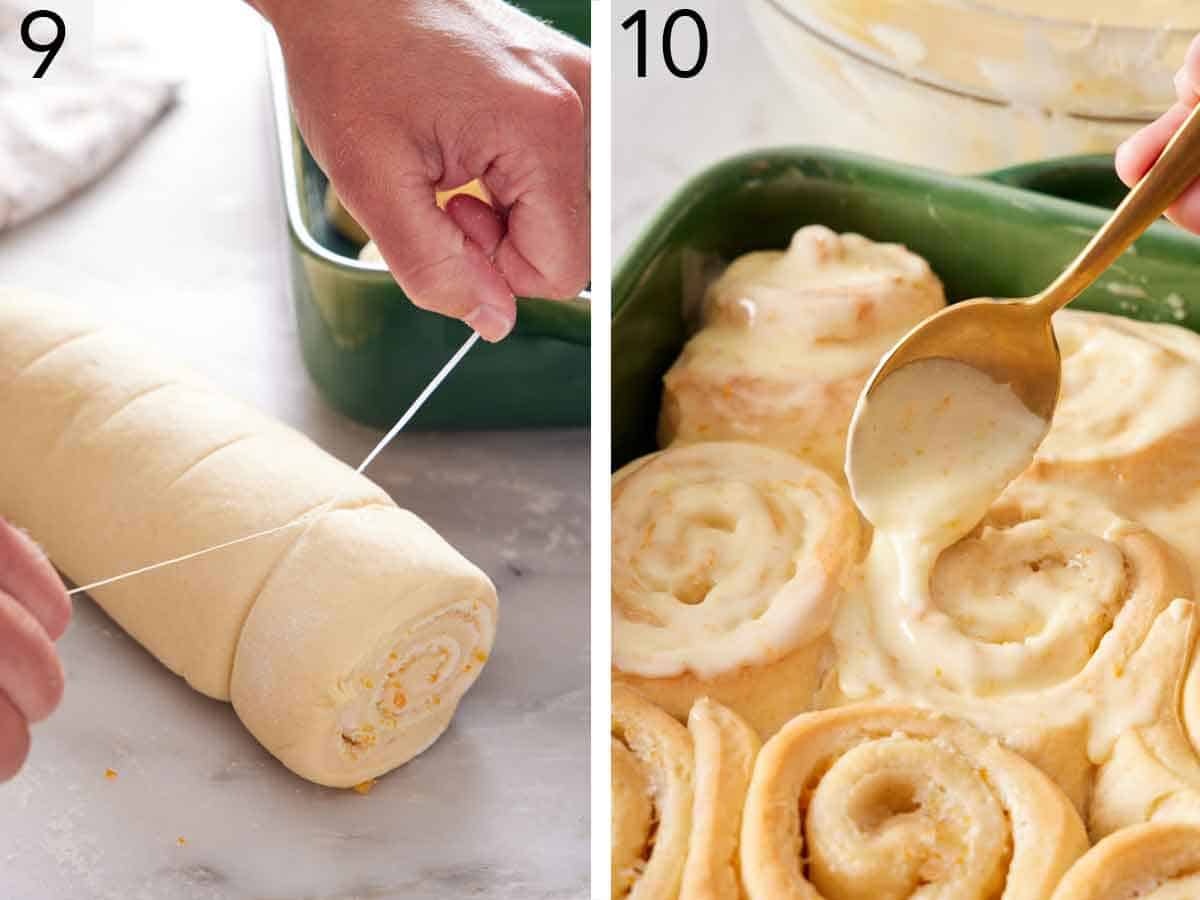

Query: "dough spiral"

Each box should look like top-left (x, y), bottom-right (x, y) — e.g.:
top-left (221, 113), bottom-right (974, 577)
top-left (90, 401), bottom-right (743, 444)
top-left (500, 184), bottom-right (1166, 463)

top-left (740, 703), bottom-right (1088, 900)
top-left (832, 480), bottom-right (1192, 810)
top-left (612, 441), bottom-right (860, 736)
top-left (611, 686), bottom-right (760, 900)
top-left (1049, 822), bottom-right (1200, 900)
top-left (659, 226), bottom-right (945, 476)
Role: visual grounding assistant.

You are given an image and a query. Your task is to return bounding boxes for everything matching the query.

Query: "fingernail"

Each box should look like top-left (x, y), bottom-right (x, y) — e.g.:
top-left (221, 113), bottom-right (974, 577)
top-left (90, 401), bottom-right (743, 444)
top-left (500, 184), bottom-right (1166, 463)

top-left (464, 305), bottom-right (515, 342)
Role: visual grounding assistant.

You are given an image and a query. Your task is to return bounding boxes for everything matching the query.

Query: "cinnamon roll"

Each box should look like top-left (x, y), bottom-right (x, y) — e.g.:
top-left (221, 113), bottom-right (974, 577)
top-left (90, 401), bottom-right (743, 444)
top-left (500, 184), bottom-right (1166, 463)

top-left (1050, 822), bottom-right (1200, 900)
top-left (680, 698), bottom-right (761, 900)
top-left (831, 479), bottom-right (1193, 811)
top-left (612, 685), bottom-right (695, 899)
top-left (740, 704), bottom-right (1088, 899)
top-left (611, 687), bottom-right (760, 900)
top-left (1090, 602), bottom-right (1200, 838)
top-left (612, 441), bottom-right (860, 737)
top-left (659, 226), bottom-right (945, 476)
top-left (1025, 310), bottom-right (1200, 581)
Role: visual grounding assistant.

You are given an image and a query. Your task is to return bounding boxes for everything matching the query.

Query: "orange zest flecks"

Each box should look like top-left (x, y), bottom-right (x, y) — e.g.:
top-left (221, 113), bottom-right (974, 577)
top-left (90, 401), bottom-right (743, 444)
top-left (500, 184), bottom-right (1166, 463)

top-left (176, 836), bottom-right (187, 847)
top-left (352, 779), bottom-right (377, 796)
top-left (473, 650), bottom-right (488, 664)
top-left (393, 690), bottom-right (407, 709)
top-left (104, 768), bottom-right (118, 780)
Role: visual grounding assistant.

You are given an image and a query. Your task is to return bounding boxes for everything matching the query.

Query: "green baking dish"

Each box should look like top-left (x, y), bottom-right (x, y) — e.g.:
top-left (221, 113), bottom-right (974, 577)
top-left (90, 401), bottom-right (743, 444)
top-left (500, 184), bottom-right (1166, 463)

top-left (613, 148), bottom-right (1200, 467)
top-left (266, 1), bottom-right (590, 431)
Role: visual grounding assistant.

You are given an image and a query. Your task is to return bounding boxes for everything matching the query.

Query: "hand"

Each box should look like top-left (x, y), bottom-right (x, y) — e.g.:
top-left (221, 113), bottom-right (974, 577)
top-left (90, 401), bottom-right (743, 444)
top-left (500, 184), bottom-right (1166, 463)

top-left (1116, 33), bottom-right (1200, 232)
top-left (257, 0), bottom-right (591, 342)
top-left (0, 519), bottom-right (69, 781)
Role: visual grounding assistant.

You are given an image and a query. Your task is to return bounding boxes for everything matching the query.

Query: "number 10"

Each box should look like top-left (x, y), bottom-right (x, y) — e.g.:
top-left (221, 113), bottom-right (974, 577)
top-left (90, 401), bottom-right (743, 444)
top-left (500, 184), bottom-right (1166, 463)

top-left (621, 8), bottom-right (709, 79)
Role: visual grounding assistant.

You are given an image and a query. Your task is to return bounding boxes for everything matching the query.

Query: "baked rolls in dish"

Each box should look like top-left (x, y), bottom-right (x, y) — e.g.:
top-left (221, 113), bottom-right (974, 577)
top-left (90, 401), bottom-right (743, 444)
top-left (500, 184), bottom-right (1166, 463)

top-left (612, 441), bottom-right (860, 737)
top-left (618, 226), bottom-right (1200, 893)
top-left (611, 686), bottom-right (759, 900)
top-left (659, 226), bottom-right (945, 476)
top-left (740, 704), bottom-right (1088, 900)
top-left (0, 291), bottom-right (497, 787)
top-left (1049, 822), bottom-right (1200, 900)
top-left (831, 480), bottom-right (1193, 811)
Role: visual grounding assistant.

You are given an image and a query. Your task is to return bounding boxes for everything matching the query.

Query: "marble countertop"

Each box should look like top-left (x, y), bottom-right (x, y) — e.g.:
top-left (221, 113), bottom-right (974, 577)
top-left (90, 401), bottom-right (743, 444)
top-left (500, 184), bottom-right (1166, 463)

top-left (0, 3), bottom-right (588, 898)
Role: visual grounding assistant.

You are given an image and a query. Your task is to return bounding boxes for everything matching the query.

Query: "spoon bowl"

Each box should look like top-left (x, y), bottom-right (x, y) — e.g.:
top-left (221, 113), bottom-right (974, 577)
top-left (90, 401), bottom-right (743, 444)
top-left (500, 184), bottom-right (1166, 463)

top-left (867, 297), bottom-right (1061, 425)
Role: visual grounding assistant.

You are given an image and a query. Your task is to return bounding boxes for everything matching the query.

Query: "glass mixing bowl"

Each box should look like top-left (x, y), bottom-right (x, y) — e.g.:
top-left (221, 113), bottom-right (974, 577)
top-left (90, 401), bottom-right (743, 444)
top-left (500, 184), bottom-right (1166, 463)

top-left (747, 0), bottom-right (1199, 171)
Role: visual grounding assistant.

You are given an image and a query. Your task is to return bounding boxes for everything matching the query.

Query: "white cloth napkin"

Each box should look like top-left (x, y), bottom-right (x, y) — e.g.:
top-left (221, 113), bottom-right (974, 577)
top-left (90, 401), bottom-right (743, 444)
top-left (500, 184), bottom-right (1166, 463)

top-left (0, 5), bottom-right (178, 231)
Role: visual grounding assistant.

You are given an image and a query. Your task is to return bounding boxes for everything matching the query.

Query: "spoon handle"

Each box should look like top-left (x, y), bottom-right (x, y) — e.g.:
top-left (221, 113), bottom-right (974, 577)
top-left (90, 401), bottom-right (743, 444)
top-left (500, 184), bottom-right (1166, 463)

top-left (1033, 100), bottom-right (1200, 315)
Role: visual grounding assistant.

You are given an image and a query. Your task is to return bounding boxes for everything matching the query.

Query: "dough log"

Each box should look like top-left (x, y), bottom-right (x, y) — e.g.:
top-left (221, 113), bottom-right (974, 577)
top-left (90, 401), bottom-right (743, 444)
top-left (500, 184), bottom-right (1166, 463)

top-left (0, 291), bottom-right (498, 786)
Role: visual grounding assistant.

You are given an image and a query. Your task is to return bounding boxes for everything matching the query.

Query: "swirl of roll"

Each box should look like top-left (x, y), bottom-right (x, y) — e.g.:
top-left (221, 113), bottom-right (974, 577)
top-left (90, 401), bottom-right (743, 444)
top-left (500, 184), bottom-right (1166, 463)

top-left (659, 226), bottom-right (945, 476)
top-left (1090, 600), bottom-right (1200, 838)
top-left (612, 441), bottom-right (860, 737)
top-left (832, 479), bottom-right (1193, 811)
top-left (612, 687), bottom-right (760, 900)
top-left (740, 704), bottom-right (1088, 900)
top-left (1050, 822), bottom-right (1200, 900)
top-left (231, 505), bottom-right (498, 786)
top-left (612, 685), bottom-right (695, 899)
top-left (1028, 310), bottom-right (1200, 508)
top-left (680, 698), bottom-right (761, 900)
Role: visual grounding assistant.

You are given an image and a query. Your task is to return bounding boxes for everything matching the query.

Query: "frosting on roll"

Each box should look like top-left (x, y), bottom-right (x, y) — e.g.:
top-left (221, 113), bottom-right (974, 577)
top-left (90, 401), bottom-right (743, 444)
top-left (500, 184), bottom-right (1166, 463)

top-left (847, 356), bottom-right (1048, 557)
top-left (740, 704), bottom-right (1088, 900)
top-left (833, 480), bottom-right (1192, 809)
top-left (1050, 822), bottom-right (1200, 900)
top-left (659, 226), bottom-right (945, 476)
top-left (612, 441), bottom-right (859, 680)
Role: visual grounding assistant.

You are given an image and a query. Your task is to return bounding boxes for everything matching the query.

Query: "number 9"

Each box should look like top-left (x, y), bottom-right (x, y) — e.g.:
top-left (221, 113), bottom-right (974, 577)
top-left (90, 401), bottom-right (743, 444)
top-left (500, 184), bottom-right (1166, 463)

top-left (21, 10), bottom-right (66, 79)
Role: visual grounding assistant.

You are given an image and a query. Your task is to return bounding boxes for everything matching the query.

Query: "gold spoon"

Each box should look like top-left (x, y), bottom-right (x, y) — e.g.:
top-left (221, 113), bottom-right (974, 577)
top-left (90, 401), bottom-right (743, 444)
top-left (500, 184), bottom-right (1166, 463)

top-left (848, 101), bottom-right (1200, 473)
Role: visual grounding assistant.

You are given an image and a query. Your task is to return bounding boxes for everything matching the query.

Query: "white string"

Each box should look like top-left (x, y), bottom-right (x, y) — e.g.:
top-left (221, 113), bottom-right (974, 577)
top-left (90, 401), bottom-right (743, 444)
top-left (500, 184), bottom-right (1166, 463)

top-left (67, 331), bottom-right (481, 597)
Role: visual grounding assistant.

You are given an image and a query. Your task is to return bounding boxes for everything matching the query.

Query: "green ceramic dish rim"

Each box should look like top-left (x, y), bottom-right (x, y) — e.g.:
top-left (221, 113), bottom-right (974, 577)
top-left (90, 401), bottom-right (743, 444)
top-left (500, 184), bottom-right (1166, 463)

top-left (613, 145), bottom-right (1200, 322)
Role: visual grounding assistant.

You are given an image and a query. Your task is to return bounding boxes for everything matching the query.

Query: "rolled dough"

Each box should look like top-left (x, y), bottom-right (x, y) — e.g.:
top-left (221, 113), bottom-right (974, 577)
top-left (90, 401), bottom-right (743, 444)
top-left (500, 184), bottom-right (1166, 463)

top-left (0, 289), bottom-right (498, 786)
